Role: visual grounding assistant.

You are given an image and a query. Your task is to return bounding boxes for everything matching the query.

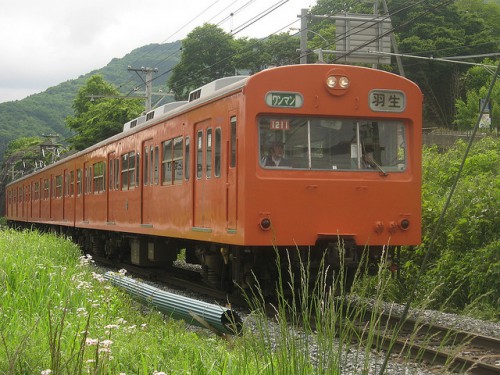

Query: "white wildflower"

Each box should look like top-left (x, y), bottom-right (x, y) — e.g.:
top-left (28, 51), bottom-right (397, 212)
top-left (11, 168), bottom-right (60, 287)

top-left (85, 338), bottom-right (99, 346)
top-left (41, 370), bottom-right (52, 375)
top-left (92, 272), bottom-right (105, 282)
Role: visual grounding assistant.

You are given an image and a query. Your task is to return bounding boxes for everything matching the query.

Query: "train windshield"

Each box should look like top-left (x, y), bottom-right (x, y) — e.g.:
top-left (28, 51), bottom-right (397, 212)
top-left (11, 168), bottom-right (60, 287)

top-left (258, 117), bottom-right (406, 172)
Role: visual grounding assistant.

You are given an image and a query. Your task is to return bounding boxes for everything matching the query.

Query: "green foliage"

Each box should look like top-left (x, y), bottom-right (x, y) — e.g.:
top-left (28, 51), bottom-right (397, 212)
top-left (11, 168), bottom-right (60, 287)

top-left (388, 0), bottom-right (499, 127)
top-left (66, 75), bottom-right (144, 150)
top-left (455, 60), bottom-right (499, 131)
top-left (407, 137), bottom-right (500, 318)
top-left (168, 24), bottom-right (238, 100)
top-left (0, 229), bottom-right (241, 374)
top-left (308, 0), bottom-right (499, 127)
top-left (0, 42), bottom-right (180, 165)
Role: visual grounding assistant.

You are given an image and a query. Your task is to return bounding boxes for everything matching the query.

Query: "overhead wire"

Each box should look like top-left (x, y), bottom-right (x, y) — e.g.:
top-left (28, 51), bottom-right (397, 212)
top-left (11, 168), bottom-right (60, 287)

top-left (124, 0), bottom-right (301, 99)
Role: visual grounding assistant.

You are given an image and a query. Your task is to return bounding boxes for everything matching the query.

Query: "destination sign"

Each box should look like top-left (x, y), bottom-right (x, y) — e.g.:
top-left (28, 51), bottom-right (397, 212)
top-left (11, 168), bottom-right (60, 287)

top-left (369, 90), bottom-right (406, 112)
top-left (265, 92), bottom-right (303, 108)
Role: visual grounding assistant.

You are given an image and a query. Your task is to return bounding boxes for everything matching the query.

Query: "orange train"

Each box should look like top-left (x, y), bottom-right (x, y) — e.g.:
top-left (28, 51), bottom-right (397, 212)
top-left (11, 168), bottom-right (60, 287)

top-left (6, 64), bottom-right (422, 293)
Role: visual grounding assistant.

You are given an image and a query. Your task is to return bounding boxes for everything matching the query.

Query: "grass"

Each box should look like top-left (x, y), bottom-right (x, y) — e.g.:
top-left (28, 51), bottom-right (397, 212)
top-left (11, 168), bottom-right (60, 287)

top-left (0, 228), bottom-right (468, 374)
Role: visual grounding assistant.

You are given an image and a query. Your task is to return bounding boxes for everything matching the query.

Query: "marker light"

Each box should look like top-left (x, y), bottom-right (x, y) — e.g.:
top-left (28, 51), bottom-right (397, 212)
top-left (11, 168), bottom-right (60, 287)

top-left (325, 69), bottom-right (350, 96)
top-left (339, 76), bottom-right (350, 88)
top-left (260, 218), bottom-right (271, 230)
top-left (399, 219), bottom-right (410, 230)
top-left (326, 76), bottom-right (337, 88)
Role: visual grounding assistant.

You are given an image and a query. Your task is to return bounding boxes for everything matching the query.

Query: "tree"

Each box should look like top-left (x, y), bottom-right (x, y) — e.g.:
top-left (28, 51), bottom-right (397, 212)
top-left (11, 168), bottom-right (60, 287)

top-left (388, 0), bottom-right (499, 127)
top-left (455, 60), bottom-right (499, 131)
top-left (168, 24), bottom-right (237, 100)
top-left (262, 33), bottom-right (301, 66)
top-left (65, 75), bottom-right (143, 150)
top-left (308, 0), bottom-right (500, 127)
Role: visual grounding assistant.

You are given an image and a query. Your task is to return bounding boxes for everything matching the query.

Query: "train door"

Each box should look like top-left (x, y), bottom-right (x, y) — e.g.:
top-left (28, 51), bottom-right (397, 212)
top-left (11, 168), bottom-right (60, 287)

top-left (226, 115), bottom-right (238, 230)
top-left (141, 139), bottom-right (155, 225)
top-left (193, 120), bottom-right (220, 228)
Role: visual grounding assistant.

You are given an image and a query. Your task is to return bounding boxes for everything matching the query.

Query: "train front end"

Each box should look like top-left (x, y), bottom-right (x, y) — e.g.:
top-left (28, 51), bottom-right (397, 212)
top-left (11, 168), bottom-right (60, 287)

top-left (238, 64), bottom-right (422, 278)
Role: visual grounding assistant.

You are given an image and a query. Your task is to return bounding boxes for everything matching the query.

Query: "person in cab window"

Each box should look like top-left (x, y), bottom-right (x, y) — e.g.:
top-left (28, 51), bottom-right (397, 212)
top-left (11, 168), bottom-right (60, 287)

top-left (263, 142), bottom-right (291, 167)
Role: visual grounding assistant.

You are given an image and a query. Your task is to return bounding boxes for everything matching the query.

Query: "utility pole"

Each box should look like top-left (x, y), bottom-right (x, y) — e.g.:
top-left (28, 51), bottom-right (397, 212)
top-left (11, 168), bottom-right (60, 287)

top-left (299, 8), bottom-right (309, 64)
top-left (127, 66), bottom-right (158, 111)
top-left (381, 0), bottom-right (405, 76)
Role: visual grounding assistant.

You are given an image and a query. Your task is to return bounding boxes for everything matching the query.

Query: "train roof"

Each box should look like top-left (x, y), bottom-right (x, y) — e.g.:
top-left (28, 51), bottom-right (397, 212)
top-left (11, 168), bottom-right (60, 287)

top-left (7, 74), bottom-right (252, 186)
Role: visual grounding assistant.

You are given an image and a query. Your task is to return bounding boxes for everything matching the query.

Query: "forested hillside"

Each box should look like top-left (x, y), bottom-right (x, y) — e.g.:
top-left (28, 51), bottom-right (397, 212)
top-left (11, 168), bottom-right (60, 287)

top-left (0, 41), bottom-right (181, 164)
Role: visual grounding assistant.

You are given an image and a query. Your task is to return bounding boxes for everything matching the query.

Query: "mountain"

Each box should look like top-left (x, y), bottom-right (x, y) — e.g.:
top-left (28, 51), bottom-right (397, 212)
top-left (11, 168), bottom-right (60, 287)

top-left (0, 41), bottom-right (181, 164)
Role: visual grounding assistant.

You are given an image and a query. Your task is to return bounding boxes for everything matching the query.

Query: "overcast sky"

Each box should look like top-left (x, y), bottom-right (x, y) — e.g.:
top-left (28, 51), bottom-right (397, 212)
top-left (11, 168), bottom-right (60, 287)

top-left (0, 0), bottom-right (313, 104)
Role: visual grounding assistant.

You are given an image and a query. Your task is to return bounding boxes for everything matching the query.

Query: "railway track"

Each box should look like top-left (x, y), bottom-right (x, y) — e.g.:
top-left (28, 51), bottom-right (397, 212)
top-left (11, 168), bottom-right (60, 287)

top-left (351, 307), bottom-right (500, 374)
top-left (96, 256), bottom-right (500, 374)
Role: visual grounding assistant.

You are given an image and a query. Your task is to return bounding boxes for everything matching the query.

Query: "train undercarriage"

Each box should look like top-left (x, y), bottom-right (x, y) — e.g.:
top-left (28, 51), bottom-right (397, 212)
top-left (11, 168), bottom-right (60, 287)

top-left (9, 222), bottom-right (394, 297)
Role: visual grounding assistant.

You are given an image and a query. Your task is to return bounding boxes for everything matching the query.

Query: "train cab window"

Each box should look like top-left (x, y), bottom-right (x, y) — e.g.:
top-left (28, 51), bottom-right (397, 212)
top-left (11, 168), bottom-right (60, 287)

top-left (185, 137), bottom-right (190, 181)
top-left (215, 128), bottom-right (221, 177)
top-left (230, 116), bottom-right (237, 168)
top-left (258, 116), bottom-right (406, 173)
top-left (206, 128), bottom-right (212, 178)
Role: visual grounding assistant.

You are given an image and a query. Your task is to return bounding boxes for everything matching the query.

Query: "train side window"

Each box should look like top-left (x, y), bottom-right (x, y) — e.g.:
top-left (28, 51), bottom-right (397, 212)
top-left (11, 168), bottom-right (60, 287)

top-left (162, 139), bottom-right (173, 185)
top-left (173, 136), bottom-right (183, 184)
top-left (93, 161), bottom-right (105, 193)
top-left (185, 137), bottom-right (190, 181)
top-left (121, 154), bottom-right (129, 190)
top-left (197, 130), bottom-right (203, 179)
top-left (77, 169), bottom-right (82, 196)
top-left (215, 128), bottom-right (221, 177)
top-left (55, 175), bottom-right (63, 198)
top-left (85, 167), bottom-right (90, 194)
top-left (135, 152), bottom-right (140, 188)
top-left (34, 182), bottom-right (40, 200)
top-left (43, 179), bottom-right (49, 200)
top-left (109, 159), bottom-right (114, 191)
top-left (149, 146), bottom-right (154, 185)
top-left (114, 159), bottom-right (119, 189)
top-left (69, 170), bottom-right (75, 196)
top-left (129, 152), bottom-right (136, 189)
top-left (230, 116), bottom-right (237, 168)
top-left (144, 146), bottom-right (149, 185)
top-left (154, 146), bottom-right (159, 185)
top-left (206, 128), bottom-right (212, 178)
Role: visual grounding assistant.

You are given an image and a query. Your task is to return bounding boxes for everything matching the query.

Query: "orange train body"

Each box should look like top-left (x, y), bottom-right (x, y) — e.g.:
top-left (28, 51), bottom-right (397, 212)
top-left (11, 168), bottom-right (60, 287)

top-left (6, 64), bottom-right (422, 291)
